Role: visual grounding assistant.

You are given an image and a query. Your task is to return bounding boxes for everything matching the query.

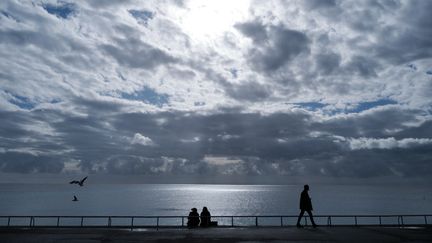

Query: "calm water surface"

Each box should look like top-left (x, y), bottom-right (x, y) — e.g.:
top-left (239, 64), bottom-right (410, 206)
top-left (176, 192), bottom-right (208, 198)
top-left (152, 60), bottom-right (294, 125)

top-left (0, 184), bottom-right (431, 217)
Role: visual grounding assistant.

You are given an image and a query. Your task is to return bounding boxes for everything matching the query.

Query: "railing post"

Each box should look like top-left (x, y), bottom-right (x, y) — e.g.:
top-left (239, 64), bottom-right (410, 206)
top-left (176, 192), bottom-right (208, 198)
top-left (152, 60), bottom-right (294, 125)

top-left (57, 217), bottom-right (60, 227)
top-left (7, 216), bottom-right (10, 227)
top-left (108, 217), bottom-right (111, 227)
top-left (379, 216), bottom-right (382, 226)
top-left (327, 216), bottom-right (331, 226)
top-left (131, 217), bottom-right (134, 230)
top-left (280, 216), bottom-right (283, 227)
top-left (231, 216), bottom-right (234, 227)
top-left (355, 216), bottom-right (357, 226)
top-left (182, 216), bottom-right (184, 227)
top-left (29, 217), bottom-right (34, 227)
top-left (157, 217), bottom-right (159, 230)
top-left (425, 216), bottom-right (428, 225)
top-left (81, 217), bottom-right (84, 227)
top-left (255, 216), bottom-right (258, 227)
top-left (401, 216), bottom-right (404, 226)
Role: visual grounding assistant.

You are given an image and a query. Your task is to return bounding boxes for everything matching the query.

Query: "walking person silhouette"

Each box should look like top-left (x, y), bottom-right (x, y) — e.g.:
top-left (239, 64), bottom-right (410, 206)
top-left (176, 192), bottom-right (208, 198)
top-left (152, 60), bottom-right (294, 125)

top-left (296, 184), bottom-right (317, 228)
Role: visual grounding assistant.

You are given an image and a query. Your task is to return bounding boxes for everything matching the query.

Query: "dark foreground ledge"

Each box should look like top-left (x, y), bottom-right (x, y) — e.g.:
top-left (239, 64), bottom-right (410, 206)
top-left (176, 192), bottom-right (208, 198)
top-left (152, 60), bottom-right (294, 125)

top-left (1, 226), bottom-right (432, 243)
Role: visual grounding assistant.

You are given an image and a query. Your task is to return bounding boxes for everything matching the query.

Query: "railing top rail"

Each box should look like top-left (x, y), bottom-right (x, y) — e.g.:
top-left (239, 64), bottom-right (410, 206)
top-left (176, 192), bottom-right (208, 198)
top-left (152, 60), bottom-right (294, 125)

top-left (0, 214), bottom-right (430, 228)
top-left (0, 214), bottom-right (431, 218)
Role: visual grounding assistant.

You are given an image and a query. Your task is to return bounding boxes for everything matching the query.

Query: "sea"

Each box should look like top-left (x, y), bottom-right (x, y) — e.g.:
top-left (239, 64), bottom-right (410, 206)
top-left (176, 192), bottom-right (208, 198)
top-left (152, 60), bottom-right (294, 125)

top-left (1, 184), bottom-right (431, 226)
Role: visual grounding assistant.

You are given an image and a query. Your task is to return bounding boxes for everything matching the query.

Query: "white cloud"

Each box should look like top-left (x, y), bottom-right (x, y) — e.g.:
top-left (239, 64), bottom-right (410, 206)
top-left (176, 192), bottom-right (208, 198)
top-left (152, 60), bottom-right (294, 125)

top-left (204, 156), bottom-right (242, 165)
top-left (217, 134), bottom-right (240, 140)
top-left (180, 136), bottom-right (200, 143)
top-left (348, 137), bottom-right (432, 150)
top-left (131, 133), bottom-right (155, 146)
top-left (1, 0), bottom-right (431, 113)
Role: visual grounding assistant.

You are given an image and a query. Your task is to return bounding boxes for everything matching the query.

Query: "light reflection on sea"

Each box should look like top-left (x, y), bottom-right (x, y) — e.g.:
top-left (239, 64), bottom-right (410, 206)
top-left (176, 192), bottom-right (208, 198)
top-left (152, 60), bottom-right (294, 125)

top-left (0, 184), bottom-right (431, 217)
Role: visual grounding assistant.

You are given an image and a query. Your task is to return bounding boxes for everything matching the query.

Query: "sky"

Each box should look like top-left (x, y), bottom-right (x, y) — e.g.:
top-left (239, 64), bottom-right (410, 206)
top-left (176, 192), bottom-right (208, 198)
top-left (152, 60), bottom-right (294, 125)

top-left (0, 0), bottom-right (431, 184)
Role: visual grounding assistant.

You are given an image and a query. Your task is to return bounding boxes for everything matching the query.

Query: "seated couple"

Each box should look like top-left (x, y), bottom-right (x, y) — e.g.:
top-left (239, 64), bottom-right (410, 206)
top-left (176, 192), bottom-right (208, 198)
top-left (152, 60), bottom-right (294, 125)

top-left (187, 207), bottom-right (216, 227)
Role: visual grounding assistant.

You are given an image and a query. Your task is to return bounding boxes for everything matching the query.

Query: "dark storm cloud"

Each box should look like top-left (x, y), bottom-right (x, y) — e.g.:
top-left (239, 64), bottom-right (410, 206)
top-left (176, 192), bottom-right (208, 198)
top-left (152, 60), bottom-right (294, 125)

top-left (86, 0), bottom-right (134, 8)
top-left (345, 56), bottom-right (380, 78)
top-left (109, 111), bottom-right (313, 160)
top-left (101, 37), bottom-right (176, 69)
top-left (313, 0), bottom-right (432, 65)
top-left (225, 81), bottom-right (272, 101)
top-left (314, 52), bottom-right (341, 75)
top-left (0, 28), bottom-right (90, 58)
top-left (0, 29), bottom-right (65, 51)
top-left (302, 0), bottom-right (337, 9)
top-left (235, 21), bottom-right (268, 43)
top-left (0, 110), bottom-right (69, 173)
top-left (315, 106), bottom-right (421, 138)
top-left (324, 146), bottom-right (432, 178)
top-left (381, 1), bottom-right (432, 64)
top-left (184, 61), bottom-right (271, 102)
top-left (396, 120), bottom-right (432, 139)
top-left (2, 98), bottom-right (431, 179)
top-left (0, 110), bottom-right (33, 138)
top-left (235, 20), bottom-right (310, 72)
top-left (0, 152), bottom-right (64, 173)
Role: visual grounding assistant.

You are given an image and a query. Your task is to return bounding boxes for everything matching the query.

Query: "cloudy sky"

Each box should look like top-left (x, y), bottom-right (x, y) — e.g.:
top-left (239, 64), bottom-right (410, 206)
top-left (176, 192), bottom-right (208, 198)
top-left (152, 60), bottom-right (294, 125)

top-left (0, 0), bottom-right (431, 184)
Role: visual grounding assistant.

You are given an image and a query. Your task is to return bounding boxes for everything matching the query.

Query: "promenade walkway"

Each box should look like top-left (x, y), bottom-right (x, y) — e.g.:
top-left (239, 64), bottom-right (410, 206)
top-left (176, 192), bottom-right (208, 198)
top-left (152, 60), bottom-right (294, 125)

top-left (1, 226), bottom-right (432, 242)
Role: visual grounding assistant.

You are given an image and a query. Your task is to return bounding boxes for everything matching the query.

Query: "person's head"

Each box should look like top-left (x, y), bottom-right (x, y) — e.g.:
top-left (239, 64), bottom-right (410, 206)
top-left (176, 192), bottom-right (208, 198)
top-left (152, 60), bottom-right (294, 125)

top-left (304, 184), bottom-right (309, 191)
top-left (202, 207), bottom-right (208, 212)
top-left (191, 208), bottom-right (197, 212)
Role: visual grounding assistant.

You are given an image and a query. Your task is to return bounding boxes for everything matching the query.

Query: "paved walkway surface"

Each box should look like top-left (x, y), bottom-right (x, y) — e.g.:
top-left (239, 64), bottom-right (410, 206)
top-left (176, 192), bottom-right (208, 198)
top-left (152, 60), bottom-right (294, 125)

top-left (1, 227), bottom-right (432, 242)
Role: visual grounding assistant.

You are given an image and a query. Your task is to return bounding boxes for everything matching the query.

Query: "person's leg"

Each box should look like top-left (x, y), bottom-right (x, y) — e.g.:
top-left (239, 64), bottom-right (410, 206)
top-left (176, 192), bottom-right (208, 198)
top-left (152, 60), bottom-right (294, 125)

top-left (306, 210), bottom-right (317, 226)
top-left (296, 210), bottom-right (305, 226)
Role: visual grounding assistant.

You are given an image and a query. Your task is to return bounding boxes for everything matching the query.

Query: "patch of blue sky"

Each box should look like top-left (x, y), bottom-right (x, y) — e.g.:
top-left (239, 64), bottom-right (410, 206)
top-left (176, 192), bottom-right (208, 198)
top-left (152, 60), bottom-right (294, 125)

top-left (8, 93), bottom-right (35, 110)
top-left (42, 2), bottom-right (76, 19)
top-left (1, 10), bottom-right (12, 19)
top-left (347, 99), bottom-right (397, 113)
top-left (292, 102), bottom-right (327, 111)
top-left (293, 99), bottom-right (397, 114)
top-left (128, 9), bottom-right (154, 26)
top-left (121, 88), bottom-right (169, 107)
top-left (50, 98), bottom-right (62, 104)
top-left (0, 10), bottom-right (19, 22)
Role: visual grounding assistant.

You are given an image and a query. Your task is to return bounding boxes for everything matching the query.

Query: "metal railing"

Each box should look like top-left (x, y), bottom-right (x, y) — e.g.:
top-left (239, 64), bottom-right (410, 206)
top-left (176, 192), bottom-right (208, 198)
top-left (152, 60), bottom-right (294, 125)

top-left (0, 214), bottom-right (430, 229)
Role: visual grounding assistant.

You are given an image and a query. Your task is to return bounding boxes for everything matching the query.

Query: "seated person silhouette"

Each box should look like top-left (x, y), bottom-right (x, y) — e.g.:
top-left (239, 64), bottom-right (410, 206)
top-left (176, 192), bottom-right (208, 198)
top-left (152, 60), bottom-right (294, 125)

top-left (200, 207), bottom-right (211, 227)
top-left (187, 208), bottom-right (200, 227)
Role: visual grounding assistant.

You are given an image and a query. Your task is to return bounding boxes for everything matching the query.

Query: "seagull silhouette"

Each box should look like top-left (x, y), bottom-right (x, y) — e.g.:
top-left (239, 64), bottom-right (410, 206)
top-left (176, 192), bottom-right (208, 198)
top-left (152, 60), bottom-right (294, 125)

top-left (72, 195), bottom-right (78, 201)
top-left (69, 176), bottom-right (87, 187)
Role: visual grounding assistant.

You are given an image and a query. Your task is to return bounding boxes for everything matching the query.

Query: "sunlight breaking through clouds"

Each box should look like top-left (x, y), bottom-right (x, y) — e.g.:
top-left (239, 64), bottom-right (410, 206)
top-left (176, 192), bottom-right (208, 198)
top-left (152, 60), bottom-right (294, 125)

top-left (0, 0), bottom-right (432, 182)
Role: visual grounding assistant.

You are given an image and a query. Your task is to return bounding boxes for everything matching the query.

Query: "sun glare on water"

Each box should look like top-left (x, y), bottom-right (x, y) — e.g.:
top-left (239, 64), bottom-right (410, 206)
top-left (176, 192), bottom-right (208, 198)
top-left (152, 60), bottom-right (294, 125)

top-left (180, 0), bottom-right (250, 42)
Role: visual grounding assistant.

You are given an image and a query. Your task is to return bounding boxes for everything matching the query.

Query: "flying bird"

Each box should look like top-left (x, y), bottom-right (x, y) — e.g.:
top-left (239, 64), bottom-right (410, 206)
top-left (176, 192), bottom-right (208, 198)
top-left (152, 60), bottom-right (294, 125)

top-left (72, 195), bottom-right (78, 201)
top-left (69, 176), bottom-right (88, 186)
